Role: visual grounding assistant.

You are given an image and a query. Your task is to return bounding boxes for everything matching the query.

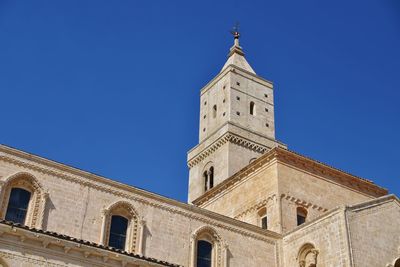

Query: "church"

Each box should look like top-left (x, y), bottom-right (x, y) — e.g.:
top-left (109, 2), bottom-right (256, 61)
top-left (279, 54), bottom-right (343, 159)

top-left (0, 31), bottom-right (399, 267)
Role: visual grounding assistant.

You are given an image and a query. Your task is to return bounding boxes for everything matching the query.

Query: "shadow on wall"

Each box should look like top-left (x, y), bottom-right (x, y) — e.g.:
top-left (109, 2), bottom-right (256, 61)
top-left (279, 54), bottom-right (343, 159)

top-left (42, 197), bottom-right (55, 231)
top-left (142, 223), bottom-right (152, 256)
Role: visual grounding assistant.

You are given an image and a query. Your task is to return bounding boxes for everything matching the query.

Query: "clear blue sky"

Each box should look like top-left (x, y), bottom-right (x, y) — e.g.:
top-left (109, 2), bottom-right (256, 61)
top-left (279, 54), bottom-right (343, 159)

top-left (0, 0), bottom-right (399, 201)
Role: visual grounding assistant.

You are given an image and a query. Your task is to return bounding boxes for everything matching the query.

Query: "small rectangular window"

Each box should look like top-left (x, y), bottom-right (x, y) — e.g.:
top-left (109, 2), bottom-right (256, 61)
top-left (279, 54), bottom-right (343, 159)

top-left (261, 216), bottom-right (268, 229)
top-left (297, 215), bottom-right (306, 226)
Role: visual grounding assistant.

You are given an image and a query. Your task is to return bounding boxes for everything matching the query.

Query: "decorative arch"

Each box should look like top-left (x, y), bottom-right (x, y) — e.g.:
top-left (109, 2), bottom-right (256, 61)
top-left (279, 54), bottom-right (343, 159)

top-left (0, 172), bottom-right (47, 229)
top-left (297, 243), bottom-right (319, 267)
top-left (249, 158), bottom-right (257, 164)
top-left (100, 201), bottom-right (145, 254)
top-left (190, 226), bottom-right (227, 267)
top-left (202, 162), bottom-right (215, 192)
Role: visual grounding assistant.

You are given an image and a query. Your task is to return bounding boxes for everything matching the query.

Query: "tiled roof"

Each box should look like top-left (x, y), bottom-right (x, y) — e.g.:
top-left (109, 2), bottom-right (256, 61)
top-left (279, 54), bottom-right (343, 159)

top-left (0, 220), bottom-right (182, 267)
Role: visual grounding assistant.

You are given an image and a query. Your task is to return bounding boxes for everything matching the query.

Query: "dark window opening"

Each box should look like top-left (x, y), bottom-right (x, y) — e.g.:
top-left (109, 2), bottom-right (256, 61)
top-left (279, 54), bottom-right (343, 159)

top-left (209, 167), bottom-right (214, 189)
top-left (5, 188), bottom-right (31, 224)
top-left (197, 240), bottom-right (212, 267)
top-left (297, 215), bottom-right (306, 226)
top-left (250, 101), bottom-right (255, 115)
top-left (297, 207), bottom-right (307, 226)
top-left (203, 171), bottom-right (208, 192)
top-left (212, 105), bottom-right (217, 118)
top-left (261, 216), bottom-right (268, 230)
top-left (109, 215), bottom-right (128, 250)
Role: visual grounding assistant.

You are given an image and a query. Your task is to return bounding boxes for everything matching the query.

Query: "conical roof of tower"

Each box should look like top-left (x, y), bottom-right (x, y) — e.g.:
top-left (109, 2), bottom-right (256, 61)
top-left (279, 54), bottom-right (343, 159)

top-left (221, 33), bottom-right (256, 74)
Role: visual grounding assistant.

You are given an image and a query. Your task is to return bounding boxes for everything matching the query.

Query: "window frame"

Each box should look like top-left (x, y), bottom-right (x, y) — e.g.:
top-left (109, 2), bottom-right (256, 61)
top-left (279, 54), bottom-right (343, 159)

top-left (0, 172), bottom-right (47, 229)
top-left (101, 201), bottom-right (144, 254)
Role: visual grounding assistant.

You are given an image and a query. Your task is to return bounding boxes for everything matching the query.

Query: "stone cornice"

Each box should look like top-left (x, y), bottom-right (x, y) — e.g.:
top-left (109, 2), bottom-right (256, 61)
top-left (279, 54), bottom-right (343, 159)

top-left (232, 194), bottom-right (328, 221)
top-left (0, 144), bottom-right (280, 243)
top-left (187, 132), bottom-right (275, 168)
top-left (281, 194), bottom-right (328, 212)
top-left (192, 147), bottom-right (388, 206)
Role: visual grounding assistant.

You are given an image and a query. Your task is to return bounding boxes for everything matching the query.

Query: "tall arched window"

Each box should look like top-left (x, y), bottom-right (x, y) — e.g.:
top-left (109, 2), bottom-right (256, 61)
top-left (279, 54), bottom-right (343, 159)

top-left (297, 207), bottom-right (307, 226)
top-left (394, 258), bottom-right (400, 267)
top-left (209, 167), bottom-right (214, 189)
top-left (197, 240), bottom-right (212, 267)
top-left (5, 188), bottom-right (31, 224)
top-left (101, 201), bottom-right (144, 254)
top-left (203, 166), bottom-right (214, 192)
top-left (0, 172), bottom-right (47, 229)
top-left (250, 101), bottom-right (256, 115)
top-left (109, 215), bottom-right (129, 250)
top-left (203, 171), bottom-right (209, 192)
top-left (190, 226), bottom-right (225, 267)
top-left (212, 105), bottom-right (217, 118)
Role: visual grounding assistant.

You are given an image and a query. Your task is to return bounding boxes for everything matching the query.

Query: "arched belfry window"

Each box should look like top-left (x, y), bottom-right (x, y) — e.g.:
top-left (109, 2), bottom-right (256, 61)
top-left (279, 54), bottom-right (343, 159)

top-left (297, 243), bottom-right (319, 267)
top-left (203, 165), bottom-right (214, 192)
top-left (297, 207), bottom-right (308, 226)
top-left (0, 172), bottom-right (47, 229)
top-left (212, 105), bottom-right (217, 118)
top-left (250, 101), bottom-right (256, 115)
top-left (190, 226), bottom-right (227, 267)
top-left (101, 201), bottom-right (145, 254)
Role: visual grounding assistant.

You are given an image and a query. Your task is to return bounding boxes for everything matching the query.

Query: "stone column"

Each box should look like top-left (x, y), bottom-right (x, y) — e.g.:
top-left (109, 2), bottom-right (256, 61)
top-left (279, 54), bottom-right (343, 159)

top-left (99, 209), bottom-right (109, 245)
top-left (189, 234), bottom-right (196, 267)
top-left (137, 219), bottom-right (146, 256)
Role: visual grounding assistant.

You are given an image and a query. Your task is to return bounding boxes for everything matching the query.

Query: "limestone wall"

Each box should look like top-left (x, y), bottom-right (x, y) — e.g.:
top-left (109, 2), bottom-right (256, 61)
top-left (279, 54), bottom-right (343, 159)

top-left (199, 162), bottom-right (281, 233)
top-left (0, 146), bottom-right (278, 267)
top-left (281, 208), bottom-right (351, 267)
top-left (346, 196), bottom-right (400, 267)
top-left (277, 162), bottom-right (374, 232)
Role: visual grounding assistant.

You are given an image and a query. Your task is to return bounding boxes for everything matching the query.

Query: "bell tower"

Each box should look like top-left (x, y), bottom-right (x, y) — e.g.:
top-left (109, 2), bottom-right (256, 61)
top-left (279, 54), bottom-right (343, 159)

top-left (187, 30), bottom-right (286, 203)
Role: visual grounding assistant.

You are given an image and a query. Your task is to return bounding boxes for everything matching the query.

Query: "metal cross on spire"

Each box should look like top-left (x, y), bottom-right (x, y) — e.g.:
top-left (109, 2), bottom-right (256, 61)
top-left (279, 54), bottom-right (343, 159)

top-left (230, 22), bottom-right (240, 39)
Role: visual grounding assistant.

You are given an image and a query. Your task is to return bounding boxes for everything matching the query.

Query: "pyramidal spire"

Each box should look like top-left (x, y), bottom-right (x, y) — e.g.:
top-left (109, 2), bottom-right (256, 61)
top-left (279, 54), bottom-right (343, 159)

top-left (221, 25), bottom-right (256, 74)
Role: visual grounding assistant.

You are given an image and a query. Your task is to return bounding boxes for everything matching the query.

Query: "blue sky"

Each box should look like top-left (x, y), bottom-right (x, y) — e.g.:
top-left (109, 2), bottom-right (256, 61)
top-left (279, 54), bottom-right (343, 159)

top-left (0, 0), bottom-right (399, 201)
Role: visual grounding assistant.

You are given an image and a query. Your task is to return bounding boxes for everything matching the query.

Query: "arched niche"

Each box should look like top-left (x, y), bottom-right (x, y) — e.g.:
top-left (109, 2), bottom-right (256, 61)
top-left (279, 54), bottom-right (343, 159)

top-left (297, 243), bottom-right (319, 267)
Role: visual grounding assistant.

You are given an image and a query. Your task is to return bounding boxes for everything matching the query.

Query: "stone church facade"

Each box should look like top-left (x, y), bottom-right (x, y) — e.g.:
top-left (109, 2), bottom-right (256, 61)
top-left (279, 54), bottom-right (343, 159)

top-left (0, 33), bottom-right (399, 267)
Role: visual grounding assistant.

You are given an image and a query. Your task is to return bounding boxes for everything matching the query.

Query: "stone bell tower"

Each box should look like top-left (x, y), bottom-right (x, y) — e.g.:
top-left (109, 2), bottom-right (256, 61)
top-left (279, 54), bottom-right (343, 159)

top-left (187, 30), bottom-right (286, 203)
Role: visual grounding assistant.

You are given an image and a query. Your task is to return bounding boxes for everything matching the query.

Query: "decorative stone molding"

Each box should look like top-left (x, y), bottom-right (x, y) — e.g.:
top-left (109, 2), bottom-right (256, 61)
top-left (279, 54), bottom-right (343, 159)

top-left (193, 147), bottom-right (387, 206)
top-left (234, 195), bottom-right (276, 220)
top-left (297, 243), bottom-right (318, 267)
top-left (281, 194), bottom-right (328, 213)
top-left (187, 133), bottom-right (268, 168)
top-left (0, 147), bottom-right (279, 243)
top-left (0, 172), bottom-right (47, 229)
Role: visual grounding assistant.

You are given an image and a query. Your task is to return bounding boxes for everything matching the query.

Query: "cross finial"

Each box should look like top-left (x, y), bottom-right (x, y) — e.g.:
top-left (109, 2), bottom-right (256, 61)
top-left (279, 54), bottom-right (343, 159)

top-left (230, 22), bottom-right (240, 40)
